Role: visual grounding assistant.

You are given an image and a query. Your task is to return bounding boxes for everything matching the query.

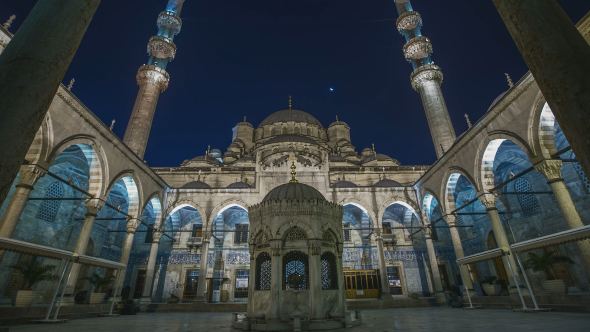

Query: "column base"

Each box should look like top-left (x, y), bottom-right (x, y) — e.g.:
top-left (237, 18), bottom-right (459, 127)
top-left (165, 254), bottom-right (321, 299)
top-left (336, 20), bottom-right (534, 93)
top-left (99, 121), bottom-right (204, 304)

top-left (137, 297), bottom-right (151, 305)
top-left (433, 292), bottom-right (447, 303)
top-left (60, 295), bottom-right (76, 306)
top-left (462, 289), bottom-right (476, 300)
top-left (192, 296), bottom-right (206, 303)
top-left (106, 296), bottom-right (122, 304)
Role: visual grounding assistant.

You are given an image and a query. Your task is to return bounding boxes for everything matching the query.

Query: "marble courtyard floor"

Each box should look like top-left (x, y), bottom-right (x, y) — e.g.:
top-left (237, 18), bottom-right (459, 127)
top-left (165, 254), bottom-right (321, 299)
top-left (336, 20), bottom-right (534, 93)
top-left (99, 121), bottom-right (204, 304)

top-left (5, 307), bottom-right (590, 332)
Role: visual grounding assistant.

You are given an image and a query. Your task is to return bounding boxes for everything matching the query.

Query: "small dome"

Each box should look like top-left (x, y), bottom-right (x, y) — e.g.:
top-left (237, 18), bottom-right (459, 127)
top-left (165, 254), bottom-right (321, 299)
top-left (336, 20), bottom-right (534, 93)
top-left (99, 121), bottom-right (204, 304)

top-left (329, 155), bottom-right (347, 162)
top-left (361, 148), bottom-right (373, 157)
top-left (227, 182), bottom-right (252, 189)
top-left (362, 153), bottom-right (400, 165)
top-left (182, 181), bottom-right (212, 189)
top-left (373, 179), bottom-right (402, 187)
top-left (259, 110), bottom-right (324, 128)
top-left (332, 181), bottom-right (358, 188)
top-left (264, 134), bottom-right (319, 146)
top-left (263, 182), bottom-right (325, 201)
top-left (488, 90), bottom-right (508, 111)
top-left (209, 149), bottom-right (222, 157)
top-left (189, 155), bottom-right (222, 165)
top-left (328, 121), bottom-right (349, 128)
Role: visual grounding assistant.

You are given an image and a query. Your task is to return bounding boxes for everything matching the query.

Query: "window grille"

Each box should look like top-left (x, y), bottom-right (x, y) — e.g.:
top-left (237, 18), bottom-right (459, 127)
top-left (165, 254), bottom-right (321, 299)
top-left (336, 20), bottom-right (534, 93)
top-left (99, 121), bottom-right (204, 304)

top-left (256, 232), bottom-right (269, 244)
top-left (192, 224), bottom-right (202, 238)
top-left (322, 231), bottom-right (335, 246)
top-left (255, 252), bottom-right (271, 290)
top-left (283, 251), bottom-right (309, 290)
top-left (321, 252), bottom-right (338, 290)
top-left (234, 269), bottom-right (250, 298)
top-left (515, 178), bottom-right (540, 216)
top-left (343, 223), bottom-right (351, 242)
top-left (571, 152), bottom-right (590, 193)
top-left (386, 267), bottom-right (403, 295)
top-left (284, 227), bottom-right (307, 241)
top-left (36, 182), bottom-right (64, 222)
top-left (183, 270), bottom-right (199, 301)
top-left (235, 224), bottom-right (249, 244)
top-left (382, 222), bottom-right (392, 234)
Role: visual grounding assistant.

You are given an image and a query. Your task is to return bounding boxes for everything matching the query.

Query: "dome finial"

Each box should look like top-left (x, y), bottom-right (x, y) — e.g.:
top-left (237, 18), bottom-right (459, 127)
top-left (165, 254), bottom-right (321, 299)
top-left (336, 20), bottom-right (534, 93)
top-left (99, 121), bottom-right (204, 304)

top-left (289, 155), bottom-right (298, 183)
top-left (336, 115), bottom-right (338, 122)
top-left (288, 95), bottom-right (292, 110)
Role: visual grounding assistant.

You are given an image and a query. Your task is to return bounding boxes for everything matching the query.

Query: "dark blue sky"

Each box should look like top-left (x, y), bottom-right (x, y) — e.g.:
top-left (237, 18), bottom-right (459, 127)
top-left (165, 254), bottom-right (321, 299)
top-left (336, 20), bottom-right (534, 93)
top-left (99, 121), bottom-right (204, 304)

top-left (2, 1), bottom-right (588, 167)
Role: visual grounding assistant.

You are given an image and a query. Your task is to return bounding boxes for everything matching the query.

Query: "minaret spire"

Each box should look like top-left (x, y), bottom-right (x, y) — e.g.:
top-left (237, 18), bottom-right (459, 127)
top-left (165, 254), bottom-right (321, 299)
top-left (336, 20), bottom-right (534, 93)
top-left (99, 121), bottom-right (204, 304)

top-left (123, 0), bottom-right (185, 158)
top-left (395, 0), bottom-right (456, 158)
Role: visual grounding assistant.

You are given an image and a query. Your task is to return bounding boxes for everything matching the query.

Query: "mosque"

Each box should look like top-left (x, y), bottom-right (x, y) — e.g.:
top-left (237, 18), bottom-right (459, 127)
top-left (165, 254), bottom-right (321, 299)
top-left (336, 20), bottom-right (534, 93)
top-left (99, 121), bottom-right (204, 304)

top-left (1, 0), bottom-right (590, 326)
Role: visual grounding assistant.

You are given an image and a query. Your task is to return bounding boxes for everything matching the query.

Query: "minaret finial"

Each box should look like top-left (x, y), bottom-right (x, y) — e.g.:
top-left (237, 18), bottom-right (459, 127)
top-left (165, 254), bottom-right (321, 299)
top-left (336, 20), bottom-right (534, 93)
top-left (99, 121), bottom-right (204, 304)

top-left (336, 115), bottom-right (338, 122)
top-left (288, 96), bottom-right (292, 110)
top-left (207, 145), bottom-right (210, 156)
top-left (464, 114), bottom-right (472, 129)
top-left (3, 15), bottom-right (15, 30)
top-left (372, 143), bottom-right (376, 156)
top-left (110, 119), bottom-right (116, 130)
top-left (67, 78), bottom-right (75, 91)
top-left (505, 73), bottom-right (514, 88)
top-left (244, 116), bottom-right (246, 122)
top-left (289, 155), bottom-right (298, 183)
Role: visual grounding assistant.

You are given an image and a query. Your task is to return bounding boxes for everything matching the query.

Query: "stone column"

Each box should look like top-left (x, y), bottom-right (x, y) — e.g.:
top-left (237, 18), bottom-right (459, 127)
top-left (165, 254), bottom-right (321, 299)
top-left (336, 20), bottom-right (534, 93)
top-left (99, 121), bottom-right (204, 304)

top-left (115, 218), bottom-right (140, 297)
top-left (0, 165), bottom-right (46, 239)
top-left (246, 244), bottom-right (256, 317)
top-left (122, 65), bottom-right (169, 159)
top-left (307, 239), bottom-right (322, 319)
top-left (335, 242), bottom-right (346, 313)
top-left (269, 239), bottom-right (282, 320)
top-left (195, 232), bottom-right (210, 301)
top-left (443, 215), bottom-right (473, 290)
top-left (534, 160), bottom-right (590, 273)
top-left (479, 194), bottom-right (519, 285)
top-left (423, 226), bottom-right (445, 302)
top-left (140, 231), bottom-right (162, 303)
top-left (64, 198), bottom-right (105, 296)
top-left (375, 230), bottom-right (390, 294)
top-left (493, 0), bottom-right (590, 178)
top-left (0, 0), bottom-right (101, 208)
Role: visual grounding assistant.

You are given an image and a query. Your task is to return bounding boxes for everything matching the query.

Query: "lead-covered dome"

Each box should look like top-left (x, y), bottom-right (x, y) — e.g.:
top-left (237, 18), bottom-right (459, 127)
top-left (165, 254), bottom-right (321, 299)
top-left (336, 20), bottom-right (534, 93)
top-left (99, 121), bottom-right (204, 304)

top-left (263, 182), bottom-right (325, 201)
top-left (258, 110), bottom-right (324, 128)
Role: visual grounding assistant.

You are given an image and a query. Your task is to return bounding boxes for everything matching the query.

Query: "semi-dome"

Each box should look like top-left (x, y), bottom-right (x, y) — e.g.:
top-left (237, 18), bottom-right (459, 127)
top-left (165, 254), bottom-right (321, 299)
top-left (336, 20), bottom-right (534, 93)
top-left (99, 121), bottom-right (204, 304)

top-left (181, 181), bottom-right (212, 189)
top-left (227, 181), bottom-right (252, 189)
top-left (263, 134), bottom-right (319, 146)
top-left (332, 180), bottom-right (358, 188)
top-left (258, 110), bottom-right (324, 128)
top-left (373, 178), bottom-right (402, 187)
top-left (263, 182), bottom-right (325, 201)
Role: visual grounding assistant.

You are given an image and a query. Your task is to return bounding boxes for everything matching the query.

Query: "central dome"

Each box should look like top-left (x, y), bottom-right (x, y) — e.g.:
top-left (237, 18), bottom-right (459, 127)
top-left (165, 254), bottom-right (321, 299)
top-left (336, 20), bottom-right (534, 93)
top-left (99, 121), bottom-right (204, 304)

top-left (258, 110), bottom-right (324, 128)
top-left (263, 182), bottom-right (325, 201)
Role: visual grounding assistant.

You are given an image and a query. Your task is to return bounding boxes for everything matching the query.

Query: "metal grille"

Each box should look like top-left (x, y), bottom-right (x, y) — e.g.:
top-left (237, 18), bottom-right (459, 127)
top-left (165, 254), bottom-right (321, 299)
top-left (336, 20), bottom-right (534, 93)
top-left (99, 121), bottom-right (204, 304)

top-left (183, 270), bottom-right (199, 301)
top-left (256, 232), bottom-right (269, 244)
top-left (321, 252), bottom-right (338, 290)
top-left (234, 269), bottom-right (250, 298)
top-left (283, 251), bottom-right (309, 290)
top-left (192, 224), bottom-right (202, 237)
top-left (382, 222), bottom-right (392, 234)
top-left (284, 227), bottom-right (306, 241)
top-left (36, 182), bottom-right (64, 222)
top-left (515, 178), bottom-right (540, 216)
top-left (386, 267), bottom-right (403, 295)
top-left (255, 252), bottom-right (271, 290)
top-left (343, 223), bottom-right (351, 242)
top-left (572, 152), bottom-right (590, 193)
top-left (235, 224), bottom-right (249, 244)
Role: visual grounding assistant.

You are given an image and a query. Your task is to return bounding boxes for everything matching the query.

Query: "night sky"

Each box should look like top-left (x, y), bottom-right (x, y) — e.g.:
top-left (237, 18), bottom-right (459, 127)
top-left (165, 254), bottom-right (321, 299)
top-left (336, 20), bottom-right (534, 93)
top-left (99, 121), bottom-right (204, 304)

top-left (2, 1), bottom-right (588, 167)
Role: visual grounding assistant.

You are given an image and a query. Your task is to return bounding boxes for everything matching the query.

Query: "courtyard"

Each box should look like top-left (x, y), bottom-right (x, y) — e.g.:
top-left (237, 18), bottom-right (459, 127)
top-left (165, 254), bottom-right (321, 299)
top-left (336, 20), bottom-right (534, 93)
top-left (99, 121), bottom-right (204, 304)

top-left (5, 307), bottom-right (590, 332)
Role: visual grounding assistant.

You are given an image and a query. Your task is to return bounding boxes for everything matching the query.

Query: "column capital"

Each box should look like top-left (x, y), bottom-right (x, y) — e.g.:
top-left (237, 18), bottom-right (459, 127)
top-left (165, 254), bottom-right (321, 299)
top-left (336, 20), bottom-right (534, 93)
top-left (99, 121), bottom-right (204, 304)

top-left (374, 228), bottom-right (383, 238)
top-left (151, 230), bottom-right (163, 243)
top-left (307, 239), bottom-right (322, 256)
top-left (534, 159), bottom-right (564, 183)
top-left (126, 218), bottom-right (141, 233)
top-left (479, 193), bottom-right (498, 211)
top-left (443, 214), bottom-right (457, 227)
top-left (16, 165), bottom-right (47, 188)
top-left (336, 242), bottom-right (344, 258)
top-left (201, 231), bottom-right (211, 243)
top-left (85, 198), bottom-right (105, 216)
top-left (422, 225), bottom-right (433, 239)
top-left (249, 244), bottom-right (255, 259)
top-left (270, 239), bottom-right (282, 256)
top-left (136, 65), bottom-right (170, 92)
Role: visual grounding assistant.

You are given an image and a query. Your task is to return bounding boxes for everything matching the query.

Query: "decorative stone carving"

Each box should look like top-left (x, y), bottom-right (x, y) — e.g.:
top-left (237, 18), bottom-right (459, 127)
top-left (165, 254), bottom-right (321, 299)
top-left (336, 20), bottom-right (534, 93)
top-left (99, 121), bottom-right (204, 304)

top-left (403, 36), bottom-right (433, 60)
top-left (422, 226), bottom-right (432, 239)
top-left (136, 65), bottom-right (170, 92)
top-left (307, 239), bottom-right (322, 255)
top-left (410, 64), bottom-right (443, 91)
top-left (85, 198), bottom-right (105, 216)
top-left (157, 11), bottom-right (182, 35)
top-left (534, 159), bottom-right (564, 183)
top-left (443, 214), bottom-right (456, 227)
top-left (151, 231), bottom-right (164, 243)
top-left (126, 218), bottom-right (141, 233)
top-left (249, 244), bottom-right (256, 259)
top-left (201, 231), bottom-right (211, 243)
top-left (336, 242), bottom-right (343, 258)
top-left (270, 239), bottom-right (282, 256)
top-left (396, 11), bottom-right (422, 31)
top-left (479, 193), bottom-right (498, 211)
top-left (16, 165), bottom-right (47, 189)
top-left (284, 227), bottom-right (307, 241)
top-left (147, 35), bottom-right (177, 60)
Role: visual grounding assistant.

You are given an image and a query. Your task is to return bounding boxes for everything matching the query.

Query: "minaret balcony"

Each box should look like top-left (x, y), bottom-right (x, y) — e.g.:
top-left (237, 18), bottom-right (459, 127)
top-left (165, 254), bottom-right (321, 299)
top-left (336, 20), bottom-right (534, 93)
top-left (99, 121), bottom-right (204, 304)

top-left (402, 36), bottom-right (432, 60)
top-left (410, 64), bottom-right (443, 91)
top-left (396, 11), bottom-right (422, 31)
top-left (157, 10), bottom-right (182, 35)
top-left (136, 65), bottom-right (170, 92)
top-left (147, 35), bottom-right (177, 60)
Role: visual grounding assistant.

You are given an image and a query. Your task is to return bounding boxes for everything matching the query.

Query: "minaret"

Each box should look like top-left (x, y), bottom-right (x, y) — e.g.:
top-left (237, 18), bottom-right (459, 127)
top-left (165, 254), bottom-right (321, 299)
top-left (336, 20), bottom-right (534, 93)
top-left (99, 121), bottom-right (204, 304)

top-left (395, 0), bottom-right (456, 158)
top-left (123, 0), bottom-right (184, 159)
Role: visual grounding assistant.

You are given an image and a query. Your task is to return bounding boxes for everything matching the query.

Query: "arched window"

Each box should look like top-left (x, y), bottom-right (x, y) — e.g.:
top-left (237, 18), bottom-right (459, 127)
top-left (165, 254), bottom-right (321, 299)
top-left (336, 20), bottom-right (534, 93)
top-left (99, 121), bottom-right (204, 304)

top-left (283, 251), bottom-right (308, 290)
top-left (571, 152), bottom-right (590, 193)
top-left (294, 126), bottom-right (300, 135)
top-left (307, 128), bottom-right (312, 136)
top-left (321, 252), bottom-right (338, 290)
top-left (255, 252), bottom-right (271, 290)
top-left (515, 178), bottom-right (540, 216)
top-left (281, 127), bottom-right (288, 135)
top-left (36, 182), bottom-right (64, 222)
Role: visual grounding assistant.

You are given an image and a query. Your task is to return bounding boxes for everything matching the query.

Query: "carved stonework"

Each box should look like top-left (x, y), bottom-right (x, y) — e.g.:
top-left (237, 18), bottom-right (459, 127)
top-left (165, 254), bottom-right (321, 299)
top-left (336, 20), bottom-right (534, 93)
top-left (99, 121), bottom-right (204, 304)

top-left (479, 193), bottom-right (498, 210)
top-left (336, 242), bottom-right (343, 258)
top-left (534, 160), bottom-right (564, 182)
top-left (201, 231), bottom-right (211, 243)
top-left (147, 35), bottom-right (176, 60)
top-left (422, 226), bottom-right (432, 239)
top-left (270, 239), bottom-right (282, 256)
top-left (443, 214), bottom-right (456, 227)
top-left (157, 11), bottom-right (182, 35)
top-left (410, 65), bottom-right (443, 91)
top-left (249, 244), bottom-right (256, 259)
top-left (17, 165), bottom-right (47, 188)
top-left (85, 198), bottom-right (105, 216)
top-left (307, 239), bottom-right (322, 255)
top-left (403, 36), bottom-right (433, 60)
top-left (136, 65), bottom-right (170, 92)
top-left (396, 11), bottom-right (422, 31)
top-left (126, 218), bottom-right (140, 233)
top-left (151, 231), bottom-right (164, 243)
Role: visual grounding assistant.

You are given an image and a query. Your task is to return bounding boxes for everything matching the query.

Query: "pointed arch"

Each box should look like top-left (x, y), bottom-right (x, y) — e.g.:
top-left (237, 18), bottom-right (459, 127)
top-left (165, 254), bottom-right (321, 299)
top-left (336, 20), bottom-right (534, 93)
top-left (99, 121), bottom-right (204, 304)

top-left (443, 168), bottom-right (478, 213)
top-left (377, 196), bottom-right (421, 224)
top-left (336, 197), bottom-right (376, 228)
top-left (208, 199), bottom-right (249, 230)
top-left (105, 171), bottom-right (142, 219)
top-left (164, 199), bottom-right (206, 226)
top-left (276, 220), bottom-right (314, 239)
top-left (25, 116), bottom-right (51, 165)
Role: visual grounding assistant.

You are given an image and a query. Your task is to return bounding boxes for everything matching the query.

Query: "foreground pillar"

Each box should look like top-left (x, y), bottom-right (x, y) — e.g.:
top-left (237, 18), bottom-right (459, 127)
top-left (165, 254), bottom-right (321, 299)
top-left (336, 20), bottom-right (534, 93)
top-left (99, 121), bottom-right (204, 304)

top-left (493, 0), bottom-right (590, 178)
top-left (444, 215), bottom-right (473, 290)
top-left (269, 239), bottom-right (282, 320)
top-left (194, 233), bottom-right (210, 301)
top-left (308, 240), bottom-right (322, 319)
top-left (115, 218), bottom-right (140, 297)
top-left (535, 160), bottom-right (590, 273)
top-left (479, 194), bottom-right (519, 285)
top-left (423, 226), bottom-right (445, 302)
top-left (375, 231), bottom-right (390, 294)
top-left (0, 0), bottom-right (101, 207)
top-left (64, 198), bottom-right (105, 297)
top-left (140, 231), bottom-right (162, 303)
